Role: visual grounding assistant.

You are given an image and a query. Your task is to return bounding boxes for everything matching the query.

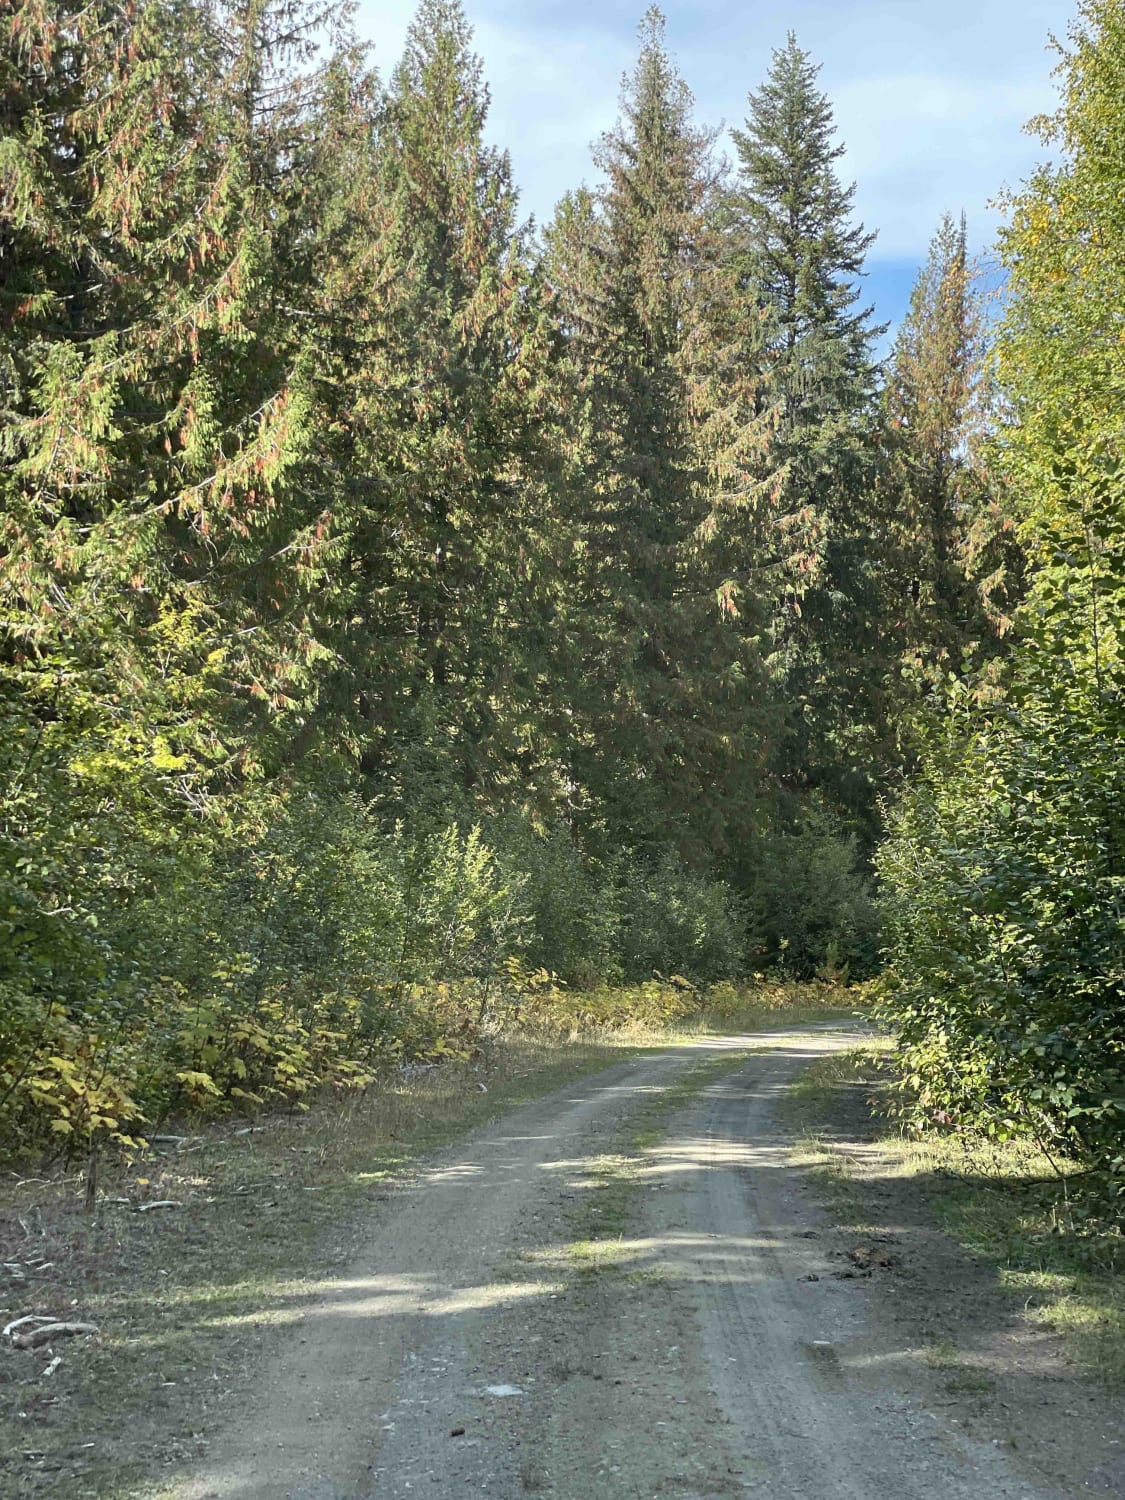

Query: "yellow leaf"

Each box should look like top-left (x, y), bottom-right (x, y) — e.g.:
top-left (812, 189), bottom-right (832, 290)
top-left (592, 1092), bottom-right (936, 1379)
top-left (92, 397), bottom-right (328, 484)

top-left (176, 1069), bottom-right (221, 1096)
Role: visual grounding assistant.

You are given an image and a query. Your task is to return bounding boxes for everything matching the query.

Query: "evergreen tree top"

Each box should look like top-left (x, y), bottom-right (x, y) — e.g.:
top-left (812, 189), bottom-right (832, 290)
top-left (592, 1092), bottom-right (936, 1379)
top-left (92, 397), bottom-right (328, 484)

top-left (395, 0), bottom-right (487, 121)
top-left (590, 3), bottom-right (717, 347)
top-left (596, 7), bottom-right (715, 182)
top-left (609, 8), bottom-right (695, 152)
top-left (730, 32), bottom-right (879, 359)
top-left (890, 210), bottom-right (976, 431)
top-left (382, 0), bottom-right (521, 274)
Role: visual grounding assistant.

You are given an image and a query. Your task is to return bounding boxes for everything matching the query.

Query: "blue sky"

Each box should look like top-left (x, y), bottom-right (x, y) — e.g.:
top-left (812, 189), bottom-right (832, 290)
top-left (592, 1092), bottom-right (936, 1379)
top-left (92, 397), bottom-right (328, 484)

top-left (354, 0), bottom-right (1077, 339)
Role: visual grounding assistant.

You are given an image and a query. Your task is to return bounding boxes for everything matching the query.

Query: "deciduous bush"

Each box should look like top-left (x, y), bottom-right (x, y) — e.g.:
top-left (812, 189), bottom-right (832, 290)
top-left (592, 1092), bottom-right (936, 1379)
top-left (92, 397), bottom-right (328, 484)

top-left (609, 851), bottom-right (748, 983)
top-left (0, 760), bottom-right (534, 1155)
top-left (877, 666), bottom-right (1125, 1198)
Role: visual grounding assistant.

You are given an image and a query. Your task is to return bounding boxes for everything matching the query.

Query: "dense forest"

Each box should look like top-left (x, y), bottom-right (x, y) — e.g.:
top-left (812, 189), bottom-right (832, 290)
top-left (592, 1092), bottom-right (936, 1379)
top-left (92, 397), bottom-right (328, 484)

top-left (1, 0), bottom-right (1121, 1200)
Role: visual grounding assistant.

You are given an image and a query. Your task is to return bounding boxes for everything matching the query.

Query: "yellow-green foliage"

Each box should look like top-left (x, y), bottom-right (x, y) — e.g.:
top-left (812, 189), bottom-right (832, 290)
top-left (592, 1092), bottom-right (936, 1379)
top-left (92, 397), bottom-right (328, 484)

top-left (1, 0), bottom-right (882, 1170)
top-left (1, 956), bottom-right (852, 1157)
top-left (2, 984), bottom-right (474, 1154)
top-left (878, 1), bottom-right (1125, 1206)
top-left (497, 972), bottom-right (854, 1037)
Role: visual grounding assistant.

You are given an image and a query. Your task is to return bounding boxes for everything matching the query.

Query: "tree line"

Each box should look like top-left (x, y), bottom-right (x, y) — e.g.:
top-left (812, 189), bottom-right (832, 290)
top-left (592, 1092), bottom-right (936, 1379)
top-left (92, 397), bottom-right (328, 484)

top-left (2, 0), bottom-right (1115, 1187)
top-left (878, 0), bottom-right (1125, 1206)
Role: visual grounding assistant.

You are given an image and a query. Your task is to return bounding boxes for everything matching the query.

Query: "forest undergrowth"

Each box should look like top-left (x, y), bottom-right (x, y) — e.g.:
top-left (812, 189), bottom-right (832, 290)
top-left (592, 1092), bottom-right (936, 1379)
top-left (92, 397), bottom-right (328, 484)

top-left (6, 0), bottom-right (1125, 1439)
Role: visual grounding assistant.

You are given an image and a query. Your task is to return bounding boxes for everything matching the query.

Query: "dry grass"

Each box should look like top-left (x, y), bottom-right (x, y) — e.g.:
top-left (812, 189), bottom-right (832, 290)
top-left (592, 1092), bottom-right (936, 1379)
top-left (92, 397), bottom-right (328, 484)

top-left (687, 980), bottom-right (863, 1037)
top-left (0, 1031), bottom-right (648, 1498)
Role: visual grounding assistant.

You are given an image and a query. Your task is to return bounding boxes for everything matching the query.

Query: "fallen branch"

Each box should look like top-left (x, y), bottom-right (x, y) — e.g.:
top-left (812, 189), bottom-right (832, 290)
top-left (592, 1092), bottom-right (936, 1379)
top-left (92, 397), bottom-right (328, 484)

top-left (934, 1165), bottom-right (1095, 1194)
top-left (136, 1200), bottom-right (181, 1213)
top-left (2, 1314), bottom-right (52, 1339)
top-left (12, 1321), bottom-right (99, 1351)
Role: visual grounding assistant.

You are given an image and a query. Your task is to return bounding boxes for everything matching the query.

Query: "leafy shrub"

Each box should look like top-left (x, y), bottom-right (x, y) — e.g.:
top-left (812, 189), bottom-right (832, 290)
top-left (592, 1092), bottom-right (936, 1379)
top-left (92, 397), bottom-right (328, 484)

top-left (492, 819), bottom-right (619, 985)
top-left (877, 665), bottom-right (1125, 1199)
top-left (610, 851), bottom-right (747, 983)
top-left (512, 976), bottom-right (698, 1034)
top-left (0, 755), bottom-right (537, 1155)
top-left (489, 819), bottom-right (749, 986)
top-left (0, 697), bottom-right (833, 1163)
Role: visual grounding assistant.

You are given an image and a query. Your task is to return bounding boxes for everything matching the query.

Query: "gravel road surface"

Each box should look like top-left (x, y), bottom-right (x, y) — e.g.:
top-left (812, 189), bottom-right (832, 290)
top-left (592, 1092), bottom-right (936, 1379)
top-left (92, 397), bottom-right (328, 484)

top-left (169, 1029), bottom-right (1105, 1499)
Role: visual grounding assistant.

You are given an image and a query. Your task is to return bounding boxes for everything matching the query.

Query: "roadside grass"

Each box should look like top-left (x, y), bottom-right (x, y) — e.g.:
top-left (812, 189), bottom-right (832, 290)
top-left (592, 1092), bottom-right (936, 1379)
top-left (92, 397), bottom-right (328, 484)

top-left (0, 984), bottom-right (854, 1498)
top-left (675, 979), bottom-right (862, 1038)
top-left (789, 1045), bottom-right (1125, 1385)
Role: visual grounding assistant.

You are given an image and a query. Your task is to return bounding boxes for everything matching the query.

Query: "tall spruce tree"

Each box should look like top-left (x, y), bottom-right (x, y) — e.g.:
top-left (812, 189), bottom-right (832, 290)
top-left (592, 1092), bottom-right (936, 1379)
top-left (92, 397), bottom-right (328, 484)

top-left (0, 0), bottom-right (364, 797)
top-left (546, 8), bottom-right (771, 862)
top-left (730, 36), bottom-right (876, 366)
top-left (726, 34), bottom-right (886, 835)
top-left (320, 0), bottom-right (570, 817)
top-left (0, 0), bottom-right (350, 1087)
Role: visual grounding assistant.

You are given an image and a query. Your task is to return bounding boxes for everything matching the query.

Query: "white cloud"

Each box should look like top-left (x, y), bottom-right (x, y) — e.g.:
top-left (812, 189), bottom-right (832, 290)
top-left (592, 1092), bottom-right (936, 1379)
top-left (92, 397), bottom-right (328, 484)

top-left (473, 16), bottom-right (629, 220)
top-left (354, 0), bottom-right (417, 68)
top-left (353, 0), bottom-right (1077, 254)
top-left (827, 72), bottom-right (1055, 257)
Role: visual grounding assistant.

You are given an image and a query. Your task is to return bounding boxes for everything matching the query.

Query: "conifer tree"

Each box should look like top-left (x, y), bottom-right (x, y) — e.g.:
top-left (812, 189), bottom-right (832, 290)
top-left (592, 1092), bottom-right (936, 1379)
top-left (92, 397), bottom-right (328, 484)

top-left (546, 8), bottom-right (771, 860)
top-left (322, 0), bottom-right (570, 816)
top-left (726, 33), bottom-right (886, 834)
top-left (884, 212), bottom-right (1021, 695)
top-left (878, 0), bottom-right (1125, 1189)
top-left (0, 0), bottom-right (372, 1075)
top-left (2, 0), bottom-right (237, 766)
top-left (0, 0), bottom-right (343, 787)
top-left (730, 35), bottom-right (876, 377)
top-left (0, 0), bottom-right (342, 1085)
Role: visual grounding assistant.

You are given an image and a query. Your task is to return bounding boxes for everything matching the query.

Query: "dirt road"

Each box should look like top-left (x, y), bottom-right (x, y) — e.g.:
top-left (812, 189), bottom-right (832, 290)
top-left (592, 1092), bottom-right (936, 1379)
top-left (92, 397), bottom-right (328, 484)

top-left (168, 1029), bottom-right (1113, 1499)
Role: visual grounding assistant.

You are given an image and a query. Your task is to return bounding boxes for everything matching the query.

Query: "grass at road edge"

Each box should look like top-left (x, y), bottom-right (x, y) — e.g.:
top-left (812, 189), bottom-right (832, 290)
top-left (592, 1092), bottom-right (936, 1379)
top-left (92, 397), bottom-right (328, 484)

top-left (5, 1033), bottom-right (652, 1499)
top-left (788, 1045), bottom-right (1125, 1386)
